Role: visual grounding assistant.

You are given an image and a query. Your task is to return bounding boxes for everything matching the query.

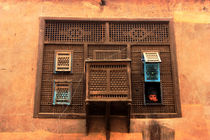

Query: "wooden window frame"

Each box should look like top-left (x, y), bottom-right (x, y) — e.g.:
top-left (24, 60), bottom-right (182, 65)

top-left (53, 80), bottom-right (72, 105)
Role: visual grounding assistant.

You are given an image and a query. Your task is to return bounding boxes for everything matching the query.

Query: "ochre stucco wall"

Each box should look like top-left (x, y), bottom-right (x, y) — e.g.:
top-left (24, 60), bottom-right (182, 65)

top-left (0, 0), bottom-right (210, 140)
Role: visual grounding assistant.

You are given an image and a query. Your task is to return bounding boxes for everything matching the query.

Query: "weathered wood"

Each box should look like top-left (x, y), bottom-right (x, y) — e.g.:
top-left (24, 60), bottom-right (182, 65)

top-left (35, 18), bottom-right (181, 120)
top-left (85, 102), bottom-right (89, 135)
top-left (105, 102), bottom-right (110, 140)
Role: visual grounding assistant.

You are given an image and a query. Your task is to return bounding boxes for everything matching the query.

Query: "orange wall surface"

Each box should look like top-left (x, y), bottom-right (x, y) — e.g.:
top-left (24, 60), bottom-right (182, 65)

top-left (0, 0), bottom-right (210, 140)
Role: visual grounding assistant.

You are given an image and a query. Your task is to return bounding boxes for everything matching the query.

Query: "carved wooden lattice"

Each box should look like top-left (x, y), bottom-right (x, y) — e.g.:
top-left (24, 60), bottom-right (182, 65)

top-left (86, 62), bottom-right (131, 101)
top-left (44, 21), bottom-right (169, 43)
top-left (93, 50), bottom-right (121, 60)
top-left (109, 22), bottom-right (169, 43)
top-left (131, 45), bottom-right (176, 114)
top-left (45, 21), bottom-right (105, 42)
top-left (40, 45), bottom-right (85, 114)
top-left (36, 19), bottom-right (180, 119)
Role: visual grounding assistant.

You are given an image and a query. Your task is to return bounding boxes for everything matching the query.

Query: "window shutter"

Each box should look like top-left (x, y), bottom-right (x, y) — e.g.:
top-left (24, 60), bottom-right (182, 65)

top-left (143, 52), bottom-right (161, 63)
top-left (53, 81), bottom-right (72, 105)
top-left (55, 51), bottom-right (72, 72)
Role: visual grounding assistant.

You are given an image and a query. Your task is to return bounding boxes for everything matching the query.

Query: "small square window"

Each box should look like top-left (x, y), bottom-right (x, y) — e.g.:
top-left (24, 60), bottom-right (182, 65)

top-left (55, 51), bottom-right (72, 72)
top-left (53, 80), bottom-right (72, 105)
top-left (144, 82), bottom-right (162, 105)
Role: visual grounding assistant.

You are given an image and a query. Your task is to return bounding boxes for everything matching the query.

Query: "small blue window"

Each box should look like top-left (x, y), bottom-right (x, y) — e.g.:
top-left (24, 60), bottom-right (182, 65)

top-left (143, 52), bottom-right (161, 82)
top-left (144, 63), bottom-right (160, 82)
top-left (53, 81), bottom-right (72, 105)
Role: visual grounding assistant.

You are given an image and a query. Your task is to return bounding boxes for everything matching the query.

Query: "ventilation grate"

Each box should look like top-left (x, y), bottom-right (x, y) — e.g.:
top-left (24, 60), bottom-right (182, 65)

top-left (109, 22), bottom-right (169, 43)
top-left (45, 21), bottom-right (105, 42)
top-left (53, 81), bottom-right (72, 105)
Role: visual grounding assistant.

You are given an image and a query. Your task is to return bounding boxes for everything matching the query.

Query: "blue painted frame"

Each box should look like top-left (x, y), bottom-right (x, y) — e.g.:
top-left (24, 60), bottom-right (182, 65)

top-left (144, 62), bottom-right (160, 82)
top-left (53, 81), bottom-right (72, 105)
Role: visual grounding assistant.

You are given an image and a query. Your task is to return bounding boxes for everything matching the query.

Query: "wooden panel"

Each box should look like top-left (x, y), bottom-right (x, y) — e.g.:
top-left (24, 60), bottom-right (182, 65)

top-left (109, 22), bottom-right (169, 43)
top-left (86, 62), bottom-right (131, 101)
top-left (40, 44), bottom-right (85, 113)
top-left (131, 45), bottom-right (176, 114)
top-left (93, 50), bottom-right (121, 60)
top-left (88, 45), bottom-right (127, 59)
top-left (35, 19), bottom-right (181, 119)
top-left (45, 21), bottom-right (105, 43)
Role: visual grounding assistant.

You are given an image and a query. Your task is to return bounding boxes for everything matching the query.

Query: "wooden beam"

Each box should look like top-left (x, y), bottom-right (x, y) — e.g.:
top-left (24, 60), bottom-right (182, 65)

top-left (105, 102), bottom-right (110, 140)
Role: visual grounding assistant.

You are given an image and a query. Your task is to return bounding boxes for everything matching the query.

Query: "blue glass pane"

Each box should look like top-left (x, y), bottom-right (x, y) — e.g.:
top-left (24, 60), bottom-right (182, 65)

top-left (144, 63), bottom-right (160, 82)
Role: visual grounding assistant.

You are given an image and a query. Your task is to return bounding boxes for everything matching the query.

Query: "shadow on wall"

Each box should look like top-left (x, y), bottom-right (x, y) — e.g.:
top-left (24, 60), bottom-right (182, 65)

top-left (88, 117), bottom-right (174, 140)
top-left (143, 120), bottom-right (175, 140)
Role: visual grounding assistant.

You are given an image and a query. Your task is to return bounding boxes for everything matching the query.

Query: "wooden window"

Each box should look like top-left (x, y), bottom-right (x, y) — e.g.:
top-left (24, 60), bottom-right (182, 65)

top-left (144, 63), bottom-right (160, 82)
top-left (142, 52), bottom-right (162, 104)
top-left (53, 80), bottom-right (72, 105)
top-left (86, 61), bottom-right (132, 101)
top-left (144, 82), bottom-right (162, 105)
top-left (55, 51), bottom-right (72, 72)
top-left (143, 52), bottom-right (161, 82)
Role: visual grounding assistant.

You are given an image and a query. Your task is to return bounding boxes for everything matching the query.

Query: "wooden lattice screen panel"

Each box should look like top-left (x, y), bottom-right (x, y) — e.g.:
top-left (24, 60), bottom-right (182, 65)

top-left (88, 45), bottom-right (127, 59)
top-left (86, 61), bottom-right (131, 101)
top-left (35, 19), bottom-right (181, 118)
top-left (131, 45), bottom-right (176, 114)
top-left (93, 50), bottom-right (121, 60)
top-left (40, 45), bottom-right (85, 114)
top-left (44, 21), bottom-right (105, 42)
top-left (109, 22), bottom-right (169, 43)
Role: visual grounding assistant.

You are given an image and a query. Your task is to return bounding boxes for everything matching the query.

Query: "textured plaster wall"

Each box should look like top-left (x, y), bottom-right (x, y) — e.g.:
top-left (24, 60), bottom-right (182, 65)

top-left (0, 0), bottom-right (209, 140)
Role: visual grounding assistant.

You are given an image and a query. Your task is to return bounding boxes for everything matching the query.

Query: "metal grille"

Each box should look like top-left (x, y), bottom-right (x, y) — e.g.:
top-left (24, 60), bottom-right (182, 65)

top-left (53, 81), bottom-right (72, 105)
top-left (55, 51), bottom-right (72, 72)
top-left (109, 22), bottom-right (169, 43)
top-left (87, 63), bottom-right (130, 100)
top-left (45, 21), bottom-right (105, 42)
top-left (93, 50), bottom-right (121, 60)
